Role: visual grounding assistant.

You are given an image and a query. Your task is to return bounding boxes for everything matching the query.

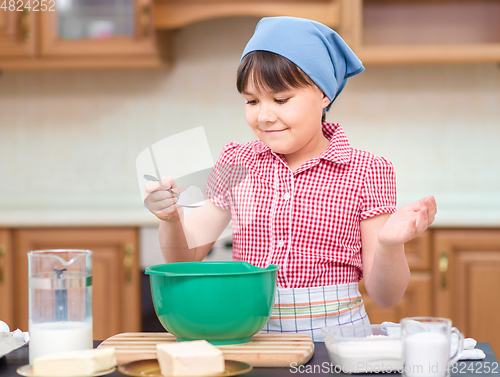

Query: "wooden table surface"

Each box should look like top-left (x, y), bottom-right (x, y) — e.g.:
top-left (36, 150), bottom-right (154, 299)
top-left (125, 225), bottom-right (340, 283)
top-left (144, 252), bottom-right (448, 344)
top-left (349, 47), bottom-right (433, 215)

top-left (1, 341), bottom-right (498, 377)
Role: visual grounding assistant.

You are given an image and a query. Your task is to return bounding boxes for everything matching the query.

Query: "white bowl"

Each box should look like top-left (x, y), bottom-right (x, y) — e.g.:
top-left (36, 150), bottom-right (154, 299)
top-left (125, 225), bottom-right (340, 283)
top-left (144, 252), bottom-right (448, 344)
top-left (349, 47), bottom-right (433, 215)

top-left (321, 324), bottom-right (403, 373)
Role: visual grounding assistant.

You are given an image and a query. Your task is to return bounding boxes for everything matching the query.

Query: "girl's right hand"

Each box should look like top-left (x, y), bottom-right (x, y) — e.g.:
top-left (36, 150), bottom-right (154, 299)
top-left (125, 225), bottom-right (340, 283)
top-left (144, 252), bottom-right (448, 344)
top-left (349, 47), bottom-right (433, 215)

top-left (144, 175), bottom-right (184, 222)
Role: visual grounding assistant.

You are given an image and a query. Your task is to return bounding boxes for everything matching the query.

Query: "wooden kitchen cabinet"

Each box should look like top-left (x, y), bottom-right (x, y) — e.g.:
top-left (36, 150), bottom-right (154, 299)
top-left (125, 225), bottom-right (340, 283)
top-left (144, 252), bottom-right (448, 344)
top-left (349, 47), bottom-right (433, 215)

top-left (153, 0), bottom-right (500, 65)
top-left (0, 229), bottom-right (14, 328)
top-left (0, 0), bottom-right (162, 70)
top-left (433, 229), bottom-right (500, 355)
top-left (360, 232), bottom-right (433, 324)
top-left (351, 0), bottom-right (500, 64)
top-left (0, 5), bottom-right (36, 59)
top-left (4, 0), bottom-right (499, 69)
top-left (0, 227), bottom-right (141, 341)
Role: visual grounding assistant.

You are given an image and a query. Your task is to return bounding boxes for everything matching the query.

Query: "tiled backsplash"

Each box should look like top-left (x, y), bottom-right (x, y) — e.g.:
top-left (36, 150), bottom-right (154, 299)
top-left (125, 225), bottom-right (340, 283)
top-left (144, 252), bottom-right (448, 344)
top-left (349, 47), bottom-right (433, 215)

top-left (1, 17), bottom-right (499, 225)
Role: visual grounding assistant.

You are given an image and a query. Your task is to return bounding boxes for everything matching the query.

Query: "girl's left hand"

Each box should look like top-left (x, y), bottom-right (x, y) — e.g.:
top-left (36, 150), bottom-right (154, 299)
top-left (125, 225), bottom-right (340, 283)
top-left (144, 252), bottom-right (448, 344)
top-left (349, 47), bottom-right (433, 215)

top-left (378, 195), bottom-right (437, 247)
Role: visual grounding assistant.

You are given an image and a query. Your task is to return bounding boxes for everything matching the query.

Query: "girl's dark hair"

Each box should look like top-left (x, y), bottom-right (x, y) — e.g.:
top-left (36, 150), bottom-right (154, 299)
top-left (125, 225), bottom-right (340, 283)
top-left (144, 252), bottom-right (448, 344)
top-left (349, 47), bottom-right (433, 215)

top-left (237, 50), bottom-right (328, 121)
top-left (237, 50), bottom-right (316, 94)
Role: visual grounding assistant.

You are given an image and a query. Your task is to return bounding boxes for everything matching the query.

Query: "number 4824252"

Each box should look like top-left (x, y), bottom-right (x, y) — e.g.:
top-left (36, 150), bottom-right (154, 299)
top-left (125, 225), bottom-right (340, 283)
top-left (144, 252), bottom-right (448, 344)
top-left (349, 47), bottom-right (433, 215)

top-left (1, 0), bottom-right (56, 11)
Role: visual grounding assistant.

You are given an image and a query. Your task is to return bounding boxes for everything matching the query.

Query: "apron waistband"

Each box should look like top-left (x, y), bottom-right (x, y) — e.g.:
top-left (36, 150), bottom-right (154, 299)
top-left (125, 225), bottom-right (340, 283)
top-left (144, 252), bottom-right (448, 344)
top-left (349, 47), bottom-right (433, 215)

top-left (272, 282), bottom-right (363, 321)
top-left (261, 282), bottom-right (370, 342)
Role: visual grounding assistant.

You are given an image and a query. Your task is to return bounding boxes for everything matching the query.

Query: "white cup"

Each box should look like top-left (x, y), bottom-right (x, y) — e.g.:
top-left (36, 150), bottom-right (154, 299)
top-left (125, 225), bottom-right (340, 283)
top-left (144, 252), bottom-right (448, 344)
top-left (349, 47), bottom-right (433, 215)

top-left (402, 317), bottom-right (464, 377)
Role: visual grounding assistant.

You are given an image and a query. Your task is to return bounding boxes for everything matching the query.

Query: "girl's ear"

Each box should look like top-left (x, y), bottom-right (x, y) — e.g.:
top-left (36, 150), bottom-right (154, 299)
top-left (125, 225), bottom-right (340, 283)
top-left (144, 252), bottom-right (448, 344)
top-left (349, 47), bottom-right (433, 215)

top-left (321, 93), bottom-right (331, 109)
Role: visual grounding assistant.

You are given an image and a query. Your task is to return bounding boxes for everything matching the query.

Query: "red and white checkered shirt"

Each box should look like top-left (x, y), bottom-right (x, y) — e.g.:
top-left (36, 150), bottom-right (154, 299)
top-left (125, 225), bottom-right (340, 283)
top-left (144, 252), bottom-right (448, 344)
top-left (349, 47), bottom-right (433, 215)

top-left (206, 122), bottom-right (396, 288)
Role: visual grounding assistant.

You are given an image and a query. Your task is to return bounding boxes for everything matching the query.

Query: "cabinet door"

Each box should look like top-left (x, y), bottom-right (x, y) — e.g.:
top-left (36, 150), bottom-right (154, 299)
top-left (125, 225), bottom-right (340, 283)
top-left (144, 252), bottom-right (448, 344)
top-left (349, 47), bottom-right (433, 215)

top-left (360, 233), bottom-right (432, 323)
top-left (0, 4), bottom-right (36, 58)
top-left (13, 228), bottom-right (141, 340)
top-left (39, 0), bottom-right (157, 58)
top-left (434, 230), bottom-right (500, 355)
top-left (0, 229), bottom-right (14, 328)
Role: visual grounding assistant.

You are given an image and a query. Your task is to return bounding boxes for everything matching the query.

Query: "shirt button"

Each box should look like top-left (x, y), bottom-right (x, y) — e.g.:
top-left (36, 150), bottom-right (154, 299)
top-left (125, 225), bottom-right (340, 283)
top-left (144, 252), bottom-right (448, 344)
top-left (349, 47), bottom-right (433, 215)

top-left (277, 240), bottom-right (285, 247)
top-left (283, 192), bottom-right (291, 200)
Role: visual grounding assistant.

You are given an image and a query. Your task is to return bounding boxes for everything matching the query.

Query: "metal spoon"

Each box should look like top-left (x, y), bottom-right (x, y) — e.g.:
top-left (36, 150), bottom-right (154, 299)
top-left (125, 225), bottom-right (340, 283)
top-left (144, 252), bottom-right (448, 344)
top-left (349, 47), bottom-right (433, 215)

top-left (143, 174), bottom-right (204, 208)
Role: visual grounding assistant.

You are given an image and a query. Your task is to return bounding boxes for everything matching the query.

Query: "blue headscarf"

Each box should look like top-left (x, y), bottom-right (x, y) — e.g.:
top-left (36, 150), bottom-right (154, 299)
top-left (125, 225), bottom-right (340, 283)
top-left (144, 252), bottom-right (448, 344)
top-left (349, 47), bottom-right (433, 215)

top-left (241, 16), bottom-right (364, 111)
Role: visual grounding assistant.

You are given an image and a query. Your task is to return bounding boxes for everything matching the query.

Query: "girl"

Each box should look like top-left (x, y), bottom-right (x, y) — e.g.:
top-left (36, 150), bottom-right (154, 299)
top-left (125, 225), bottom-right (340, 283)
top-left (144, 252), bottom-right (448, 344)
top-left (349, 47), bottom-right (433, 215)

top-left (144, 16), bottom-right (437, 341)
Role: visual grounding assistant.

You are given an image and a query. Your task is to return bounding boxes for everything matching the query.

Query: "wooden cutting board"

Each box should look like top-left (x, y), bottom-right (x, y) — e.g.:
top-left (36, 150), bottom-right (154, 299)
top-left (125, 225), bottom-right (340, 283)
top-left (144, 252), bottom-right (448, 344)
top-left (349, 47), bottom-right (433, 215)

top-left (97, 332), bottom-right (314, 367)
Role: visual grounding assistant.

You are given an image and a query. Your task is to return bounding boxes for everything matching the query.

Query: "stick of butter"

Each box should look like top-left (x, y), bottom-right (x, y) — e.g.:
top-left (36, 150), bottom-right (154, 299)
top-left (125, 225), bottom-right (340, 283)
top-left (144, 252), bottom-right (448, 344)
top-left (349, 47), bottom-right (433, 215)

top-left (157, 340), bottom-right (224, 376)
top-left (32, 347), bottom-right (116, 376)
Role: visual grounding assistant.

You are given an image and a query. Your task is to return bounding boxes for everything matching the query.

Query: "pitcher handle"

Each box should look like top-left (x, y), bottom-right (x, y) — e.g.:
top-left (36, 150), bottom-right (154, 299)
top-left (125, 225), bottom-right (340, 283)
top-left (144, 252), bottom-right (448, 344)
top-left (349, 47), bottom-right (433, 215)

top-left (450, 327), bottom-right (464, 365)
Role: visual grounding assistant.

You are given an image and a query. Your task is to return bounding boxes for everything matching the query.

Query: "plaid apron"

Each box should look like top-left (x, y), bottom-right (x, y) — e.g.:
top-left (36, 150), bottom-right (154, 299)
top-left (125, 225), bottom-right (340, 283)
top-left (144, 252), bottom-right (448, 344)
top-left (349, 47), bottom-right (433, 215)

top-left (260, 282), bottom-right (370, 342)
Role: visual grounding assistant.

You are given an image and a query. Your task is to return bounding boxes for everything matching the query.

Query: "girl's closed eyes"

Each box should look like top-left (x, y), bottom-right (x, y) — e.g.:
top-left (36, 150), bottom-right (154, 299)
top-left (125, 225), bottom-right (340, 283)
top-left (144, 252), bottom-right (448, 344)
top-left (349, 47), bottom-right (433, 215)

top-left (245, 98), bottom-right (290, 105)
top-left (274, 98), bottom-right (290, 104)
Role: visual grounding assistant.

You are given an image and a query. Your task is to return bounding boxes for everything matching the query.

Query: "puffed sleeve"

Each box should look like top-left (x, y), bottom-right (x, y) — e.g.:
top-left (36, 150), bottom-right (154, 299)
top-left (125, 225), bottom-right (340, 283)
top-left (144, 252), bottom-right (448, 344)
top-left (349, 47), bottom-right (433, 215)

top-left (360, 155), bottom-right (397, 220)
top-left (204, 142), bottom-right (241, 210)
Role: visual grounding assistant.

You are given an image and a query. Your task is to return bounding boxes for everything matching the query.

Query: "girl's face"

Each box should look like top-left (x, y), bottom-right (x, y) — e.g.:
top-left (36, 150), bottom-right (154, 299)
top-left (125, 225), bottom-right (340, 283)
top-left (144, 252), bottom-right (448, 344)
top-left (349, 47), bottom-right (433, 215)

top-left (241, 79), bottom-right (331, 164)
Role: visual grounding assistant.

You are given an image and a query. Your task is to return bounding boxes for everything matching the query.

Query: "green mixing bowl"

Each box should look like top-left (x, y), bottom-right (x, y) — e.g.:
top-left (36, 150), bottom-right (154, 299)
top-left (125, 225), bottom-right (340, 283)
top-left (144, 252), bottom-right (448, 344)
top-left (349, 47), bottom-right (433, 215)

top-left (145, 261), bottom-right (280, 345)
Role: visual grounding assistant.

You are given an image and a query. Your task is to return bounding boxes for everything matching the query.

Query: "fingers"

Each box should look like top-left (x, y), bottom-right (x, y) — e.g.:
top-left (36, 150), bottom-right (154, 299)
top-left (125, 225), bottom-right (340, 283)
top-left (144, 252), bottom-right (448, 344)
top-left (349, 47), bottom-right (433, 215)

top-left (145, 191), bottom-right (182, 221)
top-left (426, 197), bottom-right (437, 226)
top-left (145, 180), bottom-right (164, 194)
top-left (414, 198), bottom-right (438, 236)
top-left (419, 195), bottom-right (437, 227)
top-left (146, 191), bottom-right (178, 211)
top-left (148, 198), bottom-right (177, 217)
top-left (414, 205), bottom-right (429, 235)
top-left (410, 195), bottom-right (437, 225)
top-left (425, 195), bottom-right (437, 217)
top-left (161, 175), bottom-right (178, 189)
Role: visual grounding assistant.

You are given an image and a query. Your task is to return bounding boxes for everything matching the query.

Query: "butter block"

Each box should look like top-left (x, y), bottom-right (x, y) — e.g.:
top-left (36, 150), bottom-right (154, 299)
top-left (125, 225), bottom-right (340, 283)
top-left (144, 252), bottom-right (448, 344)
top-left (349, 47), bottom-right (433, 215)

top-left (32, 347), bottom-right (116, 376)
top-left (157, 340), bottom-right (225, 376)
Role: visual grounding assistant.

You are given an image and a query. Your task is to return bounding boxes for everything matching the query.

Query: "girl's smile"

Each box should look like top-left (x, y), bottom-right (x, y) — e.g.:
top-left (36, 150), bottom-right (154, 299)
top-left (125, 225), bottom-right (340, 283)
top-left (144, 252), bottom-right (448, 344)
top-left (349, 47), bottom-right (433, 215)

top-left (263, 128), bottom-right (287, 134)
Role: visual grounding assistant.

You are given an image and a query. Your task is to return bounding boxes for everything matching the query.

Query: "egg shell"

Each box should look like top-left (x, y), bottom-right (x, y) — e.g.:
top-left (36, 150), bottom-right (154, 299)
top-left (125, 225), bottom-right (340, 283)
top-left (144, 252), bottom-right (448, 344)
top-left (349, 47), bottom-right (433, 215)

top-left (0, 320), bottom-right (10, 334)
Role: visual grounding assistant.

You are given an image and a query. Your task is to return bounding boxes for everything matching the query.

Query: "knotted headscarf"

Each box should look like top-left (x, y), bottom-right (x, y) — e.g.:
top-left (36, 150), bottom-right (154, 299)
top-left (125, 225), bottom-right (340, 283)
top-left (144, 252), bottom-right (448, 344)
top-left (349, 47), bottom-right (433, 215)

top-left (241, 16), bottom-right (364, 111)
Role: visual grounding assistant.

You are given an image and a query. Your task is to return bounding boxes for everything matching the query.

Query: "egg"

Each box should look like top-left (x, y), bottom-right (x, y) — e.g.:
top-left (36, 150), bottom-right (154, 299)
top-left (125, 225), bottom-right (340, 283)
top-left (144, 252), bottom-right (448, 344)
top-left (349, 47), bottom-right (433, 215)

top-left (0, 320), bottom-right (10, 334)
top-left (11, 329), bottom-right (25, 341)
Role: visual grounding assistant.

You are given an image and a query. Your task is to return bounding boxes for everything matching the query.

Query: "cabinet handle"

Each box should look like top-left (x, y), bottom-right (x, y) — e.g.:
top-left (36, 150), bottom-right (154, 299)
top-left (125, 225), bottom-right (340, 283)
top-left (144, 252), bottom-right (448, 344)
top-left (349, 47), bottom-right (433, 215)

top-left (21, 8), bottom-right (31, 42)
top-left (140, 5), bottom-right (151, 38)
top-left (0, 245), bottom-right (5, 283)
top-left (124, 244), bottom-right (134, 283)
top-left (439, 251), bottom-right (449, 288)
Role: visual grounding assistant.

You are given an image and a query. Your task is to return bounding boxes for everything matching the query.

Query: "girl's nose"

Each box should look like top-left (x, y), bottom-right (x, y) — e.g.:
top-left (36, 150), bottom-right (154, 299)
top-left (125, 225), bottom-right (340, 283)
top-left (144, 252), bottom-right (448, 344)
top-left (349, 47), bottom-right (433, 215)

top-left (258, 104), bottom-right (277, 123)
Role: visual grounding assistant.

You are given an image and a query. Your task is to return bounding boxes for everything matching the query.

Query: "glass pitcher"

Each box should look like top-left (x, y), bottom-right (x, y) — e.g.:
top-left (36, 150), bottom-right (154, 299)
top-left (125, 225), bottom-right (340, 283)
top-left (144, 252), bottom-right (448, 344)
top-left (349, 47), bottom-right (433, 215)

top-left (28, 249), bottom-right (93, 364)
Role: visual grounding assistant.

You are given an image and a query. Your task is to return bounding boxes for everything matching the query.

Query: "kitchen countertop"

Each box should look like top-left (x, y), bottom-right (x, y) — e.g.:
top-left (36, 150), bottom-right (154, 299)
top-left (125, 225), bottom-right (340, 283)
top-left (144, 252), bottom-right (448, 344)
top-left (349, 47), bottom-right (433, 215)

top-left (1, 191), bottom-right (500, 228)
top-left (0, 209), bottom-right (159, 227)
top-left (1, 207), bottom-right (500, 227)
top-left (1, 188), bottom-right (500, 228)
top-left (1, 341), bottom-right (498, 377)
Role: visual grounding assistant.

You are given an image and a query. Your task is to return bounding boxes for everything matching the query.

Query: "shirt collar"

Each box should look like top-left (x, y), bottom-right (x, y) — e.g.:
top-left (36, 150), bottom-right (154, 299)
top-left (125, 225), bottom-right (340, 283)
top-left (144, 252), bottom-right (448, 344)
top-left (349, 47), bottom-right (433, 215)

top-left (251, 122), bottom-right (352, 165)
top-left (319, 122), bottom-right (352, 164)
